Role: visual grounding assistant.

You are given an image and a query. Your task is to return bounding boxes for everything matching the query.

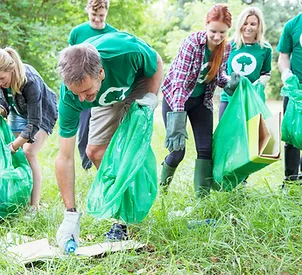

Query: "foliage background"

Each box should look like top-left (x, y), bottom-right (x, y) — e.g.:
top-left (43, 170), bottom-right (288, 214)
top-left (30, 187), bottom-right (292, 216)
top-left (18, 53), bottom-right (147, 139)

top-left (0, 0), bottom-right (299, 99)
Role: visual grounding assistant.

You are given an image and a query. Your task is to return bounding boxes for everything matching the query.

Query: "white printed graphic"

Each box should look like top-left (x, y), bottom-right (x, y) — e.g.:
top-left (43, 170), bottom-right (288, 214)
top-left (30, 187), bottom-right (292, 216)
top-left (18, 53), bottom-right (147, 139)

top-left (98, 87), bottom-right (129, 105)
top-left (300, 33), bottom-right (302, 47)
top-left (197, 62), bottom-right (209, 84)
top-left (231, 53), bottom-right (257, 76)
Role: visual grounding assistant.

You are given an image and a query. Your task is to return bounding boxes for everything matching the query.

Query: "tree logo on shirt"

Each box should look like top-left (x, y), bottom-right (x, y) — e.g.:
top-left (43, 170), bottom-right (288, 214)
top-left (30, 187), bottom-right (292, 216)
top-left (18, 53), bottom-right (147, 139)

top-left (232, 53), bottom-right (257, 76)
top-left (98, 87), bottom-right (130, 106)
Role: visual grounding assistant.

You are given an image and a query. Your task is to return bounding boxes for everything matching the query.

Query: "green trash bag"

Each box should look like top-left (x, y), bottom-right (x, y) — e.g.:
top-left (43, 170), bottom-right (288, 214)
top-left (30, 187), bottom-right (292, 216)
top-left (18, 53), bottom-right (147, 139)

top-left (213, 77), bottom-right (272, 191)
top-left (281, 75), bottom-right (302, 149)
top-left (87, 102), bottom-right (157, 223)
top-left (0, 117), bottom-right (33, 219)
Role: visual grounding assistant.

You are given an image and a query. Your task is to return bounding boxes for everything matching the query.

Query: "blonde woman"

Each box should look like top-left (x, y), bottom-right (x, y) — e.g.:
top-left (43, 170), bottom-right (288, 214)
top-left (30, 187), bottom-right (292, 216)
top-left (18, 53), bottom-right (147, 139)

top-left (219, 7), bottom-right (272, 119)
top-left (0, 47), bottom-right (57, 213)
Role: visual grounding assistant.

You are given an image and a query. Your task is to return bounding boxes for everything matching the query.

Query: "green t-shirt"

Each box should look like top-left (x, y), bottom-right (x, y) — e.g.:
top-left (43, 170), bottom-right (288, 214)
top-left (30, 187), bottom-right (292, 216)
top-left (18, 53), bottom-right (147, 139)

top-left (68, 22), bottom-right (118, 45)
top-left (190, 44), bottom-right (212, 97)
top-left (221, 41), bottom-right (272, 102)
top-left (59, 32), bottom-right (158, 138)
top-left (277, 13), bottom-right (302, 82)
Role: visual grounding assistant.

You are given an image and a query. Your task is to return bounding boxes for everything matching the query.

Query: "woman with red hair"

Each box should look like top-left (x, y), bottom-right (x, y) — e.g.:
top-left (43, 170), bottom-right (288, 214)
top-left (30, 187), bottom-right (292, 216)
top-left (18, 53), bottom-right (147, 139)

top-left (160, 4), bottom-right (238, 197)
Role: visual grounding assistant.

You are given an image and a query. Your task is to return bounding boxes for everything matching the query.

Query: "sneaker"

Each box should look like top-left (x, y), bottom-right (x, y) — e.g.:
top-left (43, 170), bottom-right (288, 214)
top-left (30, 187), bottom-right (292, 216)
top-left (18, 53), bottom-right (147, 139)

top-left (104, 223), bottom-right (128, 242)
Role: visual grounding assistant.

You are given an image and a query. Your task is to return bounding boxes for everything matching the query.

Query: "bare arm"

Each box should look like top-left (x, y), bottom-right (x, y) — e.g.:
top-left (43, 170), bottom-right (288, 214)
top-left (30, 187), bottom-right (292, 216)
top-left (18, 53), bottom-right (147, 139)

top-left (278, 53), bottom-right (291, 73)
top-left (55, 135), bottom-right (76, 209)
top-left (146, 53), bottom-right (164, 95)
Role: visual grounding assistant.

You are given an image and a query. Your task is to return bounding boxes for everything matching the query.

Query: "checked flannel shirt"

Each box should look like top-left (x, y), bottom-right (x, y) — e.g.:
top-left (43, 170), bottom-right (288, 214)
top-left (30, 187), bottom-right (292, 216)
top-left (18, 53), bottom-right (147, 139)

top-left (162, 31), bottom-right (231, 112)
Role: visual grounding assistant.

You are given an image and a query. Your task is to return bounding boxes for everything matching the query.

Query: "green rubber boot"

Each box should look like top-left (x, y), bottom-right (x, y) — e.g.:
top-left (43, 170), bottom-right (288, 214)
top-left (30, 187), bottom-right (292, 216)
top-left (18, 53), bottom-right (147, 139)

top-left (194, 159), bottom-right (213, 198)
top-left (160, 161), bottom-right (177, 187)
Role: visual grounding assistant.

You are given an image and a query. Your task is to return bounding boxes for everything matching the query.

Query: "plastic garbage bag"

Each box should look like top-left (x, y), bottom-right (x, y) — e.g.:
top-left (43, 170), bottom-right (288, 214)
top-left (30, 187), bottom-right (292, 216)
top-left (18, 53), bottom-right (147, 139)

top-left (87, 102), bottom-right (157, 223)
top-left (0, 116), bottom-right (33, 218)
top-left (213, 77), bottom-right (276, 191)
top-left (281, 75), bottom-right (302, 149)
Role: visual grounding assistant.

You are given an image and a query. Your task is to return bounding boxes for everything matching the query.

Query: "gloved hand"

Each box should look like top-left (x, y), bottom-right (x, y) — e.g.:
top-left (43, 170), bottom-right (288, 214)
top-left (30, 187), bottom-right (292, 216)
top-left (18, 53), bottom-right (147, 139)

top-left (254, 75), bottom-right (270, 87)
top-left (224, 72), bottom-right (241, 96)
top-left (281, 68), bottom-right (293, 84)
top-left (0, 98), bottom-right (9, 118)
top-left (165, 111), bottom-right (188, 152)
top-left (135, 92), bottom-right (158, 111)
top-left (56, 210), bottom-right (82, 251)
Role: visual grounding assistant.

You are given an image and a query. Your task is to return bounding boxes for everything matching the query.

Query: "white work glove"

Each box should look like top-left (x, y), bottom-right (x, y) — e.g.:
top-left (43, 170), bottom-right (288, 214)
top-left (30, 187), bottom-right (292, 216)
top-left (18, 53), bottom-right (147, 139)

top-left (281, 68), bottom-right (293, 84)
top-left (254, 75), bottom-right (270, 87)
top-left (56, 210), bottom-right (82, 251)
top-left (135, 92), bottom-right (158, 111)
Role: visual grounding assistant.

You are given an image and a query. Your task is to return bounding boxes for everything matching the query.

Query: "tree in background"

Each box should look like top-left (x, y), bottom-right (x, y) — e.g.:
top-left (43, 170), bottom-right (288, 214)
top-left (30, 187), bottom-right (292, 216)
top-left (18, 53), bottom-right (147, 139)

top-left (0, 0), bottom-right (299, 99)
top-left (0, 0), bottom-right (149, 92)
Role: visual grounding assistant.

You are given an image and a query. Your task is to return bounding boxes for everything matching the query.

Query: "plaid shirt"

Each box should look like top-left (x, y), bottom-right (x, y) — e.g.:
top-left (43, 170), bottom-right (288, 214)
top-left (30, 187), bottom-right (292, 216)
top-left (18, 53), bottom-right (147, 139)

top-left (162, 31), bottom-right (231, 112)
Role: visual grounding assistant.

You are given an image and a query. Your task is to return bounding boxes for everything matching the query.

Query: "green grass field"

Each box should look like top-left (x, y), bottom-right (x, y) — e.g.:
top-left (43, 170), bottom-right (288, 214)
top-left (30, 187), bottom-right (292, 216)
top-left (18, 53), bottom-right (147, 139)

top-left (1, 98), bottom-right (301, 275)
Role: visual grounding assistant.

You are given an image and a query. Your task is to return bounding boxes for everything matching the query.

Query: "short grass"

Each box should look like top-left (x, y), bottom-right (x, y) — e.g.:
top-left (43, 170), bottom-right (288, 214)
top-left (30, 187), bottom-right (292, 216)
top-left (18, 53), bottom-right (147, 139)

top-left (0, 98), bottom-right (301, 275)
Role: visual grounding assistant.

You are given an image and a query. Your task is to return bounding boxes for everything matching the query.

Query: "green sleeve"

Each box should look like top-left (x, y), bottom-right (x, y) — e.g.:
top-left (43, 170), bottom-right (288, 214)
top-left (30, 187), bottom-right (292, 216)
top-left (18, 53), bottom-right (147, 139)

top-left (58, 84), bottom-right (81, 138)
top-left (277, 21), bottom-right (292, 53)
top-left (68, 28), bottom-right (77, 46)
top-left (137, 38), bottom-right (158, 78)
top-left (262, 45), bottom-right (272, 73)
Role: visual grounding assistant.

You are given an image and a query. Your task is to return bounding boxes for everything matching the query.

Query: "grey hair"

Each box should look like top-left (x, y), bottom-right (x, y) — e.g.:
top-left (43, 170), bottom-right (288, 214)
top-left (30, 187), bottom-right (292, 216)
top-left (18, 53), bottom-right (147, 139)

top-left (58, 44), bottom-right (102, 86)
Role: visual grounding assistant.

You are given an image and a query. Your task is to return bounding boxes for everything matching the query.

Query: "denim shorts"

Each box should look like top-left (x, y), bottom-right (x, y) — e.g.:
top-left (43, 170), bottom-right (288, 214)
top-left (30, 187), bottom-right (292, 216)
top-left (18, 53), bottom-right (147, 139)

top-left (8, 110), bottom-right (28, 133)
top-left (8, 110), bottom-right (48, 134)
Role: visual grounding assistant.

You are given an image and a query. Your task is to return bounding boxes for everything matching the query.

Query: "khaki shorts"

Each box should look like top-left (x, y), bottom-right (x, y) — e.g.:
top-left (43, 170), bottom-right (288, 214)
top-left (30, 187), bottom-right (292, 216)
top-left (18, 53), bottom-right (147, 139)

top-left (88, 78), bottom-right (147, 145)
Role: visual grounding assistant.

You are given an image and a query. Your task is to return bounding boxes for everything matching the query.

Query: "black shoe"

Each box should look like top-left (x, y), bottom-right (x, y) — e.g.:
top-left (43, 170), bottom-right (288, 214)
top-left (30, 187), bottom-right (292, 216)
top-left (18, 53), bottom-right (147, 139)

top-left (104, 223), bottom-right (128, 242)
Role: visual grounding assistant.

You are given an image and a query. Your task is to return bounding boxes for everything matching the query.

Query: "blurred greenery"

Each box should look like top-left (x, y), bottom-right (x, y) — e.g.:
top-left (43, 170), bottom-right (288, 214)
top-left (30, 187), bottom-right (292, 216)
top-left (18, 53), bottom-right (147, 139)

top-left (0, 0), bottom-right (299, 97)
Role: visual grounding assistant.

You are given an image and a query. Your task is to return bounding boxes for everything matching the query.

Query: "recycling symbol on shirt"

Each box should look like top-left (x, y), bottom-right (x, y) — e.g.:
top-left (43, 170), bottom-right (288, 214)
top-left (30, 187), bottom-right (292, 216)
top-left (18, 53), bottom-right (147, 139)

top-left (98, 86), bottom-right (130, 106)
top-left (231, 52), bottom-right (257, 76)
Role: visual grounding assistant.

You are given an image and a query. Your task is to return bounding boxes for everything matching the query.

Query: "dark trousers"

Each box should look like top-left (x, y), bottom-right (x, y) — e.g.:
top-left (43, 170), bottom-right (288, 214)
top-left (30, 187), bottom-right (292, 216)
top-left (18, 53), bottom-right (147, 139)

top-left (218, 101), bottom-right (228, 121)
top-left (78, 108), bottom-right (92, 169)
top-left (283, 96), bottom-right (302, 178)
top-left (162, 94), bottom-right (213, 168)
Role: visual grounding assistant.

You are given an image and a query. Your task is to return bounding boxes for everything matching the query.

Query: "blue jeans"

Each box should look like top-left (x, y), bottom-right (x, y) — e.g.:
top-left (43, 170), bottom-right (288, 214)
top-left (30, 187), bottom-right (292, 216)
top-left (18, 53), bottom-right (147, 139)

top-left (162, 94), bottom-right (213, 168)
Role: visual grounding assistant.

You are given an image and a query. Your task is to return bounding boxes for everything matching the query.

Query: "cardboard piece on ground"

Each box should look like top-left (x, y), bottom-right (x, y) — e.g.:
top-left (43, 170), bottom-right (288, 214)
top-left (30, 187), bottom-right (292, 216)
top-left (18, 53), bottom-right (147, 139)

top-left (7, 236), bottom-right (145, 263)
top-left (7, 238), bottom-right (60, 264)
top-left (75, 240), bottom-right (145, 257)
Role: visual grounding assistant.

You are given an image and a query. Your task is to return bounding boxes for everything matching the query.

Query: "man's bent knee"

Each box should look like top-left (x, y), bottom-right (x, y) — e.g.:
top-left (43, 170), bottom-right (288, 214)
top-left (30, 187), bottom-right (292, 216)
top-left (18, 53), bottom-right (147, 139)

top-left (86, 144), bottom-right (108, 164)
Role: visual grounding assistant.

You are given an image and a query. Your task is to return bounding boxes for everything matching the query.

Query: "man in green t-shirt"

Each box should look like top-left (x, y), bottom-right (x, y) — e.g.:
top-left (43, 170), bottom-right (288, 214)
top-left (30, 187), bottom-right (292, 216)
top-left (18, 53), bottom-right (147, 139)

top-left (55, 32), bottom-right (163, 251)
top-left (69, 0), bottom-right (118, 171)
top-left (277, 2), bottom-right (302, 182)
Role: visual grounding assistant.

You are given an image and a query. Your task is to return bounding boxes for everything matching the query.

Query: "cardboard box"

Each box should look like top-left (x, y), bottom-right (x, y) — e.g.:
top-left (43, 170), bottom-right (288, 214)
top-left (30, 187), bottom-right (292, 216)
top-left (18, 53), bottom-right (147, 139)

top-left (232, 112), bottom-right (281, 176)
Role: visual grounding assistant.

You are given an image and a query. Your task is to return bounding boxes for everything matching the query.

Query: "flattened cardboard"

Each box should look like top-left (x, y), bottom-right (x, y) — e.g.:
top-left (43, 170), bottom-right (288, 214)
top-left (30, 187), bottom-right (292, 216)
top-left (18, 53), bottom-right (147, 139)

top-left (75, 240), bottom-right (145, 257)
top-left (7, 238), bottom-right (60, 263)
top-left (6, 235), bottom-right (145, 263)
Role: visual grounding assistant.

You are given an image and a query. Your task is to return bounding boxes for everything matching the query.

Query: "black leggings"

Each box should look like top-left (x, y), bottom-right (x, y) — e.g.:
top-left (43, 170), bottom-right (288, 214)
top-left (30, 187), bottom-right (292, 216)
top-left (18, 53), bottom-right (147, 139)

top-left (162, 94), bottom-right (213, 168)
top-left (218, 101), bottom-right (228, 121)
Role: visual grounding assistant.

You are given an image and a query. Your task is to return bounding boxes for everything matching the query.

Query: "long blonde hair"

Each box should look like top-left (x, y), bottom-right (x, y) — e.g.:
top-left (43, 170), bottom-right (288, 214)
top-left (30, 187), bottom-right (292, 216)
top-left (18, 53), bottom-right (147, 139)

top-left (0, 47), bottom-right (26, 94)
top-left (232, 7), bottom-right (266, 49)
